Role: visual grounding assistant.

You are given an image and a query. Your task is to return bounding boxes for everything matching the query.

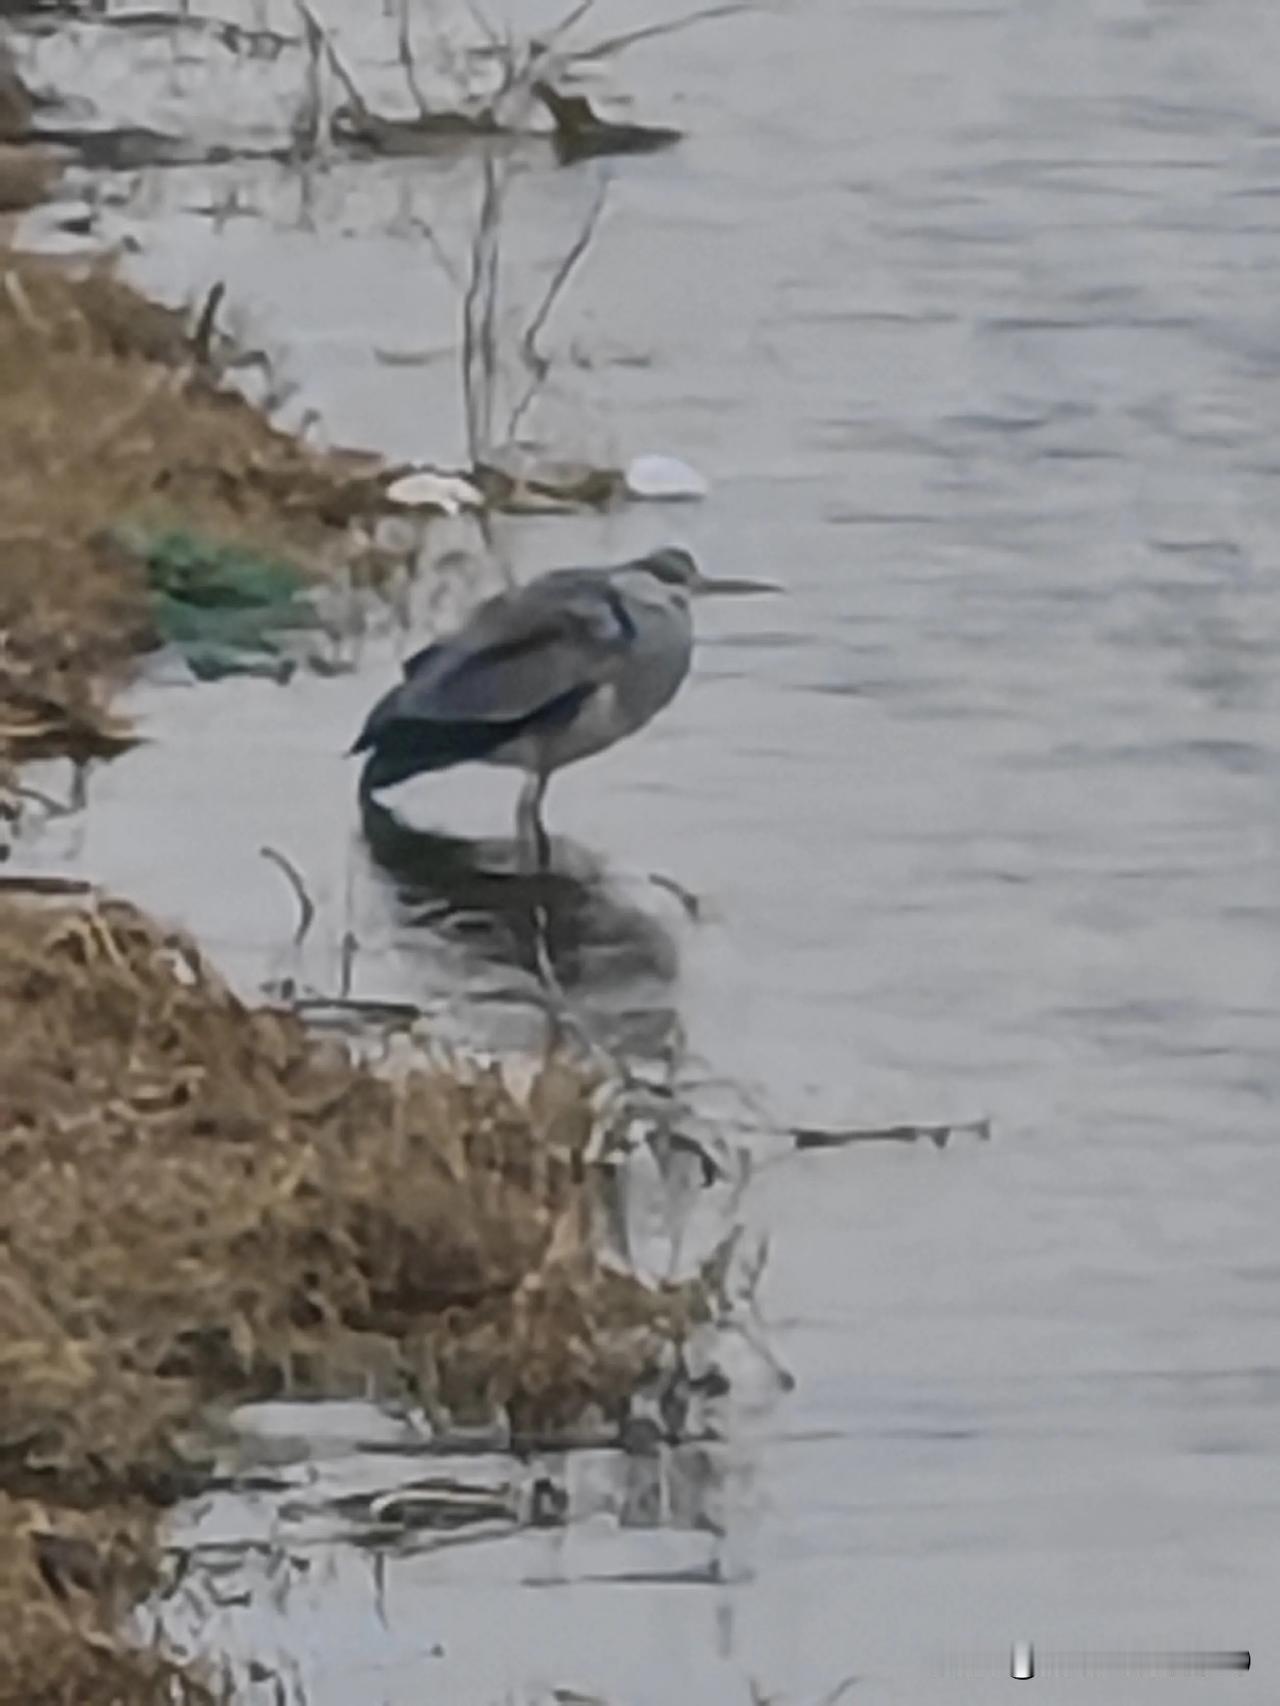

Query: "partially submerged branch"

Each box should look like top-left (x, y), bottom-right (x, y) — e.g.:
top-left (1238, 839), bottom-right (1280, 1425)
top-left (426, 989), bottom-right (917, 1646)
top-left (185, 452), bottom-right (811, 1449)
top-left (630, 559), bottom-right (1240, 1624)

top-left (260, 843), bottom-right (316, 949)
top-left (532, 78), bottom-right (681, 161)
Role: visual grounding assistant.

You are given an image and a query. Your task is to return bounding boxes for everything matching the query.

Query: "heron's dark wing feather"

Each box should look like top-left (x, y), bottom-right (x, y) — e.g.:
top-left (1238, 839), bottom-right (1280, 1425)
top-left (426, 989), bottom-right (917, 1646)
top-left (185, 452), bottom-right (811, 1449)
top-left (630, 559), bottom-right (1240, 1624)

top-left (353, 682), bottom-right (595, 790)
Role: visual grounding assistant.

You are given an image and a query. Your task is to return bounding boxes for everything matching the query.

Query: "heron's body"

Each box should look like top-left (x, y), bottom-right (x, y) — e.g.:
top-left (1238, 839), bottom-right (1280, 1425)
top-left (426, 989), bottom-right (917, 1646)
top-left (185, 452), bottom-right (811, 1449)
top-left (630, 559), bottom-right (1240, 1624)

top-left (350, 547), bottom-right (773, 861)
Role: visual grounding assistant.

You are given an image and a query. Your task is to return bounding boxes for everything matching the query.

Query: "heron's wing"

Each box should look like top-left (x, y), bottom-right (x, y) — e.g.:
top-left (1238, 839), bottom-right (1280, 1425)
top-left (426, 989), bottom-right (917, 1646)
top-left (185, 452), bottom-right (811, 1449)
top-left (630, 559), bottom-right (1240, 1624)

top-left (409, 574), bottom-right (635, 719)
top-left (354, 573), bottom-right (634, 754)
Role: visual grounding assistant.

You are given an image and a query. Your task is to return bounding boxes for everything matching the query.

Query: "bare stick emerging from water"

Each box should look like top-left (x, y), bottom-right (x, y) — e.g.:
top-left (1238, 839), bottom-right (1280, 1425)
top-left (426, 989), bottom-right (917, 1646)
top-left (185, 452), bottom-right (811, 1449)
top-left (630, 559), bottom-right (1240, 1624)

top-left (461, 152), bottom-right (504, 463)
top-left (507, 170), bottom-right (608, 440)
top-left (260, 844), bottom-right (316, 948)
top-left (547, 0), bottom-right (599, 43)
top-left (292, 0), bottom-right (370, 119)
top-left (395, 0), bottom-right (430, 117)
top-left (191, 279), bottom-right (225, 367)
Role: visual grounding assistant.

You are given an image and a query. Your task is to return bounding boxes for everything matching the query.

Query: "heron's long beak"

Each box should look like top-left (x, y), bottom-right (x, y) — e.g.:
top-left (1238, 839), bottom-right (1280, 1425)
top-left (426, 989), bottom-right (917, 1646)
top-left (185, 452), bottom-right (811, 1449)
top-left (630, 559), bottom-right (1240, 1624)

top-left (693, 573), bottom-right (783, 596)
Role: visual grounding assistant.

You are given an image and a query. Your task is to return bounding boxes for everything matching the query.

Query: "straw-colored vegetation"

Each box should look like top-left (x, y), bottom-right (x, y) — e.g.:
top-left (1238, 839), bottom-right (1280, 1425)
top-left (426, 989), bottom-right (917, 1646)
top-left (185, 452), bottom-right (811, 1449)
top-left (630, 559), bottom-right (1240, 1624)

top-left (0, 144), bottom-right (59, 213)
top-left (0, 250), bottom-right (394, 774)
top-left (0, 886), bottom-right (705, 1698)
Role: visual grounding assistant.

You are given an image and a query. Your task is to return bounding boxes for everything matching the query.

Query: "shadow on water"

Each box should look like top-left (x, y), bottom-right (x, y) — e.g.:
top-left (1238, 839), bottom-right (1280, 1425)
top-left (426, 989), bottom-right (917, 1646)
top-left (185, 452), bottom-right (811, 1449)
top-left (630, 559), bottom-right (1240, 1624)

top-left (358, 788), bottom-right (685, 1062)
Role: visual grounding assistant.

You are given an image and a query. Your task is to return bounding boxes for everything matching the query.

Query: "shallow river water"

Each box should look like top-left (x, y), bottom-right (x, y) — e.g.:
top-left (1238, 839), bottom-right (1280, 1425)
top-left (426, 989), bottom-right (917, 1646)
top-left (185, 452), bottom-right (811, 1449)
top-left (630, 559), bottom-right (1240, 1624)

top-left (15, 0), bottom-right (1280, 1699)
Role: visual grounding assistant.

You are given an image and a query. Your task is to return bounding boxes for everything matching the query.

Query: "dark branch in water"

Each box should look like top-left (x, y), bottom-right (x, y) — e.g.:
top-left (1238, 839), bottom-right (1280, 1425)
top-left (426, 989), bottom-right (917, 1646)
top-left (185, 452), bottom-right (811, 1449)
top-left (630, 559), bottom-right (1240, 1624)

top-left (395, 0), bottom-right (430, 117)
top-left (260, 844), bottom-right (316, 948)
top-left (793, 1116), bottom-right (993, 1152)
top-left (10, 780), bottom-right (82, 820)
top-left (0, 873), bottom-right (93, 895)
top-left (531, 79), bottom-right (681, 162)
top-left (815, 1676), bottom-right (864, 1706)
top-left (417, 217), bottom-right (465, 293)
top-left (190, 278), bottom-right (225, 368)
top-left (290, 994), bottom-right (425, 1026)
top-left (292, 0), bottom-right (370, 119)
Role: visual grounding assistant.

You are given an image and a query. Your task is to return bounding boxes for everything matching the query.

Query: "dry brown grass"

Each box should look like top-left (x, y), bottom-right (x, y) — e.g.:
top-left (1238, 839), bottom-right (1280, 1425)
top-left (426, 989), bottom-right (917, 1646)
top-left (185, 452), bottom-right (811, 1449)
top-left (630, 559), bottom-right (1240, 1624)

top-left (0, 885), bottom-right (703, 1697)
top-left (0, 249), bottom-right (394, 770)
top-left (0, 889), bottom-right (699, 1476)
top-left (0, 1496), bottom-right (212, 1706)
top-left (0, 144), bottom-right (60, 213)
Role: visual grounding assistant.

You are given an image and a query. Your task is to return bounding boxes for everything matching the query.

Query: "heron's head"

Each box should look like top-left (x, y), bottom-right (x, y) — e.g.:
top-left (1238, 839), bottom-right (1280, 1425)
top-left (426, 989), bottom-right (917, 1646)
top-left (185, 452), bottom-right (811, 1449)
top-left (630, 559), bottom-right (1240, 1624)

top-left (639, 546), bottom-right (781, 598)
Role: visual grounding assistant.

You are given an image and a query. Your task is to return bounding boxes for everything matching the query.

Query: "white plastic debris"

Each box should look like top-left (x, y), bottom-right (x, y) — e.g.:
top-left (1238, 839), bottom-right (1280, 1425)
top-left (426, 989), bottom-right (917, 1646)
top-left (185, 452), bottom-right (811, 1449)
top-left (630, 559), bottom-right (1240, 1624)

top-left (385, 469), bottom-right (484, 515)
top-left (623, 453), bottom-right (709, 502)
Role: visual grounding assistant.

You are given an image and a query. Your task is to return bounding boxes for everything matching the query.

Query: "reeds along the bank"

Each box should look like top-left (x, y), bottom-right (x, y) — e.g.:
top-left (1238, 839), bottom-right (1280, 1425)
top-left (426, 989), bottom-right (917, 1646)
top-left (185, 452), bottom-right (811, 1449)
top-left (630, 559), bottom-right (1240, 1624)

top-left (0, 885), bottom-right (706, 1698)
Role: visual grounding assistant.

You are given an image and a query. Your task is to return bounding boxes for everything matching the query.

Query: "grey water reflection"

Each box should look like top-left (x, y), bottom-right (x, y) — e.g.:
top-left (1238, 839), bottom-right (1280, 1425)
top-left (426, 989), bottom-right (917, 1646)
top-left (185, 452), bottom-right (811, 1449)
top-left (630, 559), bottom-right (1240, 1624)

top-left (358, 788), bottom-right (685, 1064)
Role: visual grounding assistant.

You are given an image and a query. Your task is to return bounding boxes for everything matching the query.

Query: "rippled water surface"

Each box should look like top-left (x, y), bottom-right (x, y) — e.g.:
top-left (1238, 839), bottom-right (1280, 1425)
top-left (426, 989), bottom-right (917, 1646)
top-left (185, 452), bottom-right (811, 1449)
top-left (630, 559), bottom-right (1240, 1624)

top-left (17, 0), bottom-right (1280, 1698)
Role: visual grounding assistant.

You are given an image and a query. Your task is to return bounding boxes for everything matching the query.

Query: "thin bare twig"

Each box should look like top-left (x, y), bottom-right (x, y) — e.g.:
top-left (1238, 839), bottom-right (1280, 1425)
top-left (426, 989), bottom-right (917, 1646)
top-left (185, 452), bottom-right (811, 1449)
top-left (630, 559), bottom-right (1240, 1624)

top-left (510, 0), bottom-right (597, 96)
top-left (574, 2), bottom-right (751, 63)
top-left (0, 873), bottom-right (93, 895)
top-left (291, 995), bottom-right (424, 1024)
top-left (260, 845), bottom-right (316, 949)
top-left (461, 153), bottom-right (504, 463)
top-left (8, 782), bottom-right (78, 819)
top-left (291, 5), bottom-right (324, 156)
top-left (463, 0), bottom-right (500, 49)
top-left (545, 0), bottom-right (598, 47)
top-left (395, 0), bottom-right (430, 117)
top-left (480, 175), bottom-right (501, 450)
top-left (815, 1676), bottom-right (863, 1706)
top-left (411, 215), bottom-right (465, 293)
top-left (469, 0), bottom-right (595, 103)
top-left (191, 279), bottom-right (225, 367)
top-left (292, 0), bottom-right (370, 118)
top-left (507, 172), bottom-right (608, 440)
top-left (338, 928), bottom-right (358, 999)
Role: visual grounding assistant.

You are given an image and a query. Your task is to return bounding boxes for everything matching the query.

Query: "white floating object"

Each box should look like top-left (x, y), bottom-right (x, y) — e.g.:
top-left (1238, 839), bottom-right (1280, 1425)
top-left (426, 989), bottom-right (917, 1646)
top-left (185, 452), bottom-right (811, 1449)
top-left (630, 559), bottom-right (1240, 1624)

top-left (385, 469), bottom-right (484, 515)
top-left (623, 453), bottom-right (709, 502)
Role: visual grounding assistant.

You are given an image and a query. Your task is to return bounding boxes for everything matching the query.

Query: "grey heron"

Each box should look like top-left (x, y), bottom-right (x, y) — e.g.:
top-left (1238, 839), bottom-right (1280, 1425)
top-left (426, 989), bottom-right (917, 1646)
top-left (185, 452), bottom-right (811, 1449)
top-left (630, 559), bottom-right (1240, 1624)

top-left (350, 546), bottom-right (777, 865)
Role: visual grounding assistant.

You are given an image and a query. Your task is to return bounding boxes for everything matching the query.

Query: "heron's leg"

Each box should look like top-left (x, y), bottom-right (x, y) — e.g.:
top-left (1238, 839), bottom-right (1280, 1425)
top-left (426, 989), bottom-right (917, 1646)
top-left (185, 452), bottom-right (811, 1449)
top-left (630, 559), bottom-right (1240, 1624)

top-left (516, 772), bottom-right (551, 872)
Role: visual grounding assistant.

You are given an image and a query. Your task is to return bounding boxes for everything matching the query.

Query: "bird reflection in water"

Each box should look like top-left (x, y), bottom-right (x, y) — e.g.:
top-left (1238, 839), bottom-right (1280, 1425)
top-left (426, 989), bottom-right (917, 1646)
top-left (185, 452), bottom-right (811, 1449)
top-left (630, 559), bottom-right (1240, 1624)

top-left (357, 799), bottom-right (736, 1301)
top-left (358, 789), bottom-right (684, 1064)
